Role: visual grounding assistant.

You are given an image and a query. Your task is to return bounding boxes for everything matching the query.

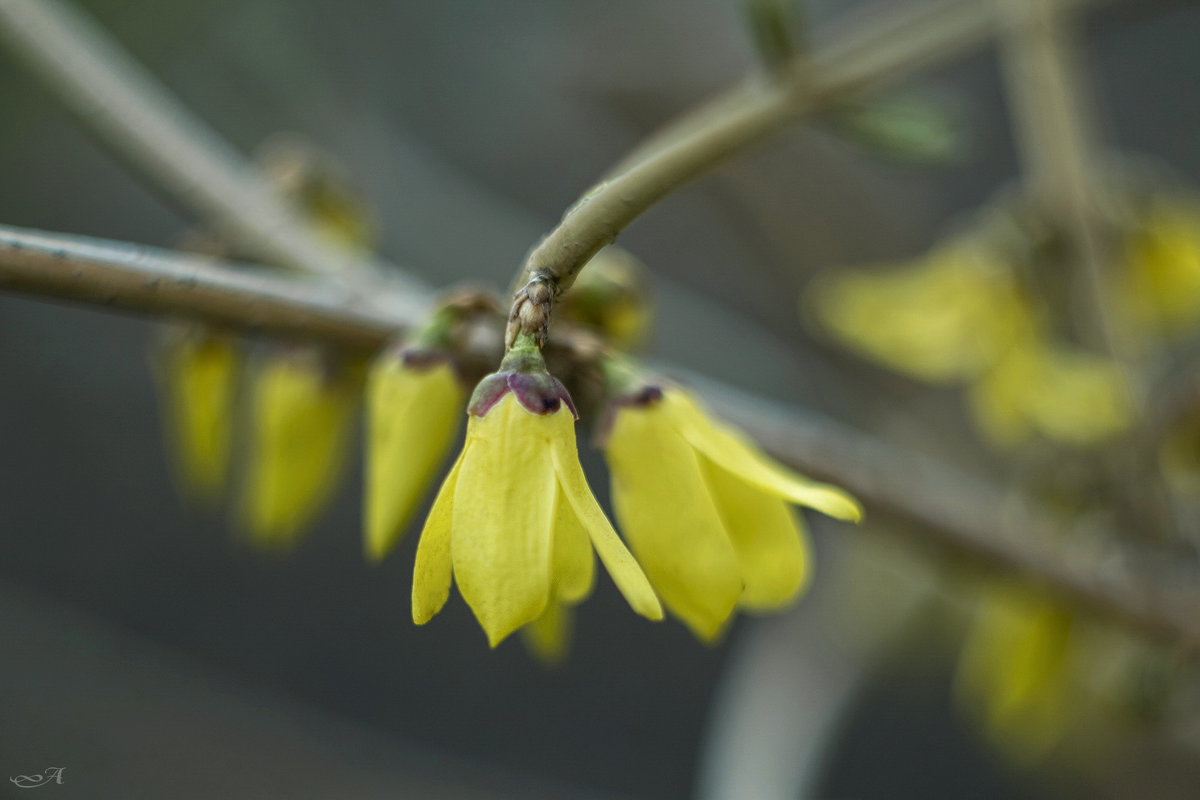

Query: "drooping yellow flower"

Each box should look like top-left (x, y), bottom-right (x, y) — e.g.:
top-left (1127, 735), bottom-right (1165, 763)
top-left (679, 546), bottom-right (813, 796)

top-left (810, 245), bottom-right (1032, 383)
top-left (1119, 197), bottom-right (1200, 340)
top-left (412, 346), bottom-right (662, 646)
top-left (364, 345), bottom-right (465, 561)
top-left (968, 336), bottom-right (1133, 447)
top-left (240, 349), bottom-right (359, 549)
top-left (603, 382), bottom-right (862, 640)
top-left (955, 586), bottom-right (1076, 763)
top-left (154, 327), bottom-right (239, 501)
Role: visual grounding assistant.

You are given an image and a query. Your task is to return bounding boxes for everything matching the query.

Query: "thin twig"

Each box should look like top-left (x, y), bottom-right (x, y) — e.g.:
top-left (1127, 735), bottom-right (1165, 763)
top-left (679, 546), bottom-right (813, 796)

top-left (998, 0), bottom-right (1121, 355)
top-left (4, 221), bottom-right (1200, 651)
top-left (0, 224), bottom-right (426, 349)
top-left (0, 0), bottom-right (431, 303)
top-left (506, 0), bottom-right (1111, 346)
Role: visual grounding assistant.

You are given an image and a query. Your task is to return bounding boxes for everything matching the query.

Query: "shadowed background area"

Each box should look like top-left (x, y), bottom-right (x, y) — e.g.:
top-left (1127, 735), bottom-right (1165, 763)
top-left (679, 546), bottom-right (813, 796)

top-left (0, 0), bottom-right (1198, 798)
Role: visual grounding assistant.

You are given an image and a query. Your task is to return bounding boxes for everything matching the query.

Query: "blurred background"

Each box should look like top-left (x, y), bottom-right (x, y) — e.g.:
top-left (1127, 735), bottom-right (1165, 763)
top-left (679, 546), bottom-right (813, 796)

top-left (1, 0), bottom-right (1199, 797)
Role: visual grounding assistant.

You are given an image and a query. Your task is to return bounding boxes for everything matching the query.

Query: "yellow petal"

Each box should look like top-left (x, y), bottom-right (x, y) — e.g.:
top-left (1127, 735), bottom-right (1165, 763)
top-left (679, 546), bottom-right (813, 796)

top-left (701, 458), bottom-right (810, 610)
top-left (155, 328), bottom-right (238, 500)
top-left (365, 359), bottom-right (464, 561)
top-left (451, 396), bottom-right (555, 647)
top-left (550, 415), bottom-right (663, 623)
top-left (241, 352), bottom-right (357, 548)
top-left (412, 447), bottom-right (466, 625)
top-left (605, 402), bottom-right (738, 640)
top-left (551, 487), bottom-right (595, 604)
top-left (520, 601), bottom-right (572, 666)
top-left (666, 390), bottom-right (863, 521)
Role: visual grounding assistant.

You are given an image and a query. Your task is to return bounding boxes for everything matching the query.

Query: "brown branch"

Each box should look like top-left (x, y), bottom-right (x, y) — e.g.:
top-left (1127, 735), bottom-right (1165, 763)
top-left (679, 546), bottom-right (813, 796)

top-left (4, 220), bottom-right (1200, 651)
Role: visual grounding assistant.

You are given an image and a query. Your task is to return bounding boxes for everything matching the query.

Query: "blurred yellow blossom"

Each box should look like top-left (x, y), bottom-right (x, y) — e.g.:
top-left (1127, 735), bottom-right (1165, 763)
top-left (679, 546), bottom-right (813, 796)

top-left (364, 345), bottom-right (465, 561)
top-left (955, 586), bottom-right (1076, 763)
top-left (240, 350), bottom-right (359, 549)
top-left (969, 336), bottom-right (1133, 447)
top-left (603, 381), bottom-right (861, 641)
top-left (811, 245), bottom-right (1031, 383)
top-left (154, 327), bottom-right (239, 501)
top-left (1119, 197), bottom-right (1200, 340)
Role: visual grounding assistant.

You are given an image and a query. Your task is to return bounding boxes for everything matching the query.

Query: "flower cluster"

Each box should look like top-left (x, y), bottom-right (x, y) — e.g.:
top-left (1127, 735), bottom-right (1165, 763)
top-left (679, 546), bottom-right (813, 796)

top-left (361, 326), bottom-right (860, 650)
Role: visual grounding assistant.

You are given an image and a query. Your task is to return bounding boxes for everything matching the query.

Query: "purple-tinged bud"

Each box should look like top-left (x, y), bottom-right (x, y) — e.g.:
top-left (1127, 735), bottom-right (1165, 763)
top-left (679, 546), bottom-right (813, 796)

top-left (467, 343), bottom-right (578, 418)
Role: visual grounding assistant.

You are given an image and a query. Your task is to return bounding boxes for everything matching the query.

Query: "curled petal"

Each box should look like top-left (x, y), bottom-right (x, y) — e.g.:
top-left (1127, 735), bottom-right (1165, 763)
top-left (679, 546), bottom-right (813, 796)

top-left (668, 391), bottom-right (862, 522)
top-left (412, 449), bottom-right (466, 625)
top-left (550, 417), bottom-right (662, 623)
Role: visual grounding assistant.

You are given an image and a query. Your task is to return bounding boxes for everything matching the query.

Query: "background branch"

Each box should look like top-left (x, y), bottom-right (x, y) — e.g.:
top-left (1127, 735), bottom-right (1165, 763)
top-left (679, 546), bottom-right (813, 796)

top-left (0, 0), bottom-right (430, 302)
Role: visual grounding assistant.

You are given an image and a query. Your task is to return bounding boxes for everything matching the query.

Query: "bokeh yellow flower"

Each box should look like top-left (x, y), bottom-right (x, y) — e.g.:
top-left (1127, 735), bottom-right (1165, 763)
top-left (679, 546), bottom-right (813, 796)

top-left (810, 245), bottom-right (1031, 383)
top-left (412, 348), bottom-right (662, 646)
top-left (154, 327), bottom-right (238, 501)
top-left (969, 336), bottom-right (1133, 447)
top-left (955, 586), bottom-right (1075, 763)
top-left (1119, 197), bottom-right (1200, 340)
top-left (603, 383), bottom-right (862, 640)
top-left (240, 349), bottom-right (359, 549)
top-left (364, 345), bottom-right (465, 561)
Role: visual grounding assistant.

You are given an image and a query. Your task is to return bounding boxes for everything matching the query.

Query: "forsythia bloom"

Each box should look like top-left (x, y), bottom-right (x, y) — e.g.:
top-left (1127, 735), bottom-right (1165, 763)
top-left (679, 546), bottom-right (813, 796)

top-left (412, 347), bottom-right (663, 646)
top-left (240, 350), bottom-right (358, 548)
top-left (603, 382), bottom-right (862, 640)
top-left (968, 336), bottom-right (1133, 446)
top-left (810, 245), bottom-right (1031, 382)
top-left (364, 345), bottom-right (465, 561)
top-left (955, 586), bottom-right (1076, 763)
top-left (1119, 197), bottom-right (1200, 340)
top-left (811, 244), bottom-right (1132, 448)
top-left (154, 327), bottom-right (238, 500)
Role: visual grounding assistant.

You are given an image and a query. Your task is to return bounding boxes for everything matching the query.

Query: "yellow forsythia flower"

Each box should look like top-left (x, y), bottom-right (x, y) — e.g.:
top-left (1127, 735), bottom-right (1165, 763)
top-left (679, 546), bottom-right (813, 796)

top-left (603, 383), bottom-right (862, 640)
top-left (1119, 197), bottom-right (1200, 340)
top-left (810, 245), bottom-right (1031, 383)
top-left (968, 336), bottom-right (1133, 447)
top-left (364, 346), bottom-right (465, 561)
top-left (240, 349), bottom-right (358, 549)
top-left (412, 347), bottom-right (662, 646)
top-left (154, 327), bottom-right (239, 500)
top-left (955, 586), bottom-right (1075, 763)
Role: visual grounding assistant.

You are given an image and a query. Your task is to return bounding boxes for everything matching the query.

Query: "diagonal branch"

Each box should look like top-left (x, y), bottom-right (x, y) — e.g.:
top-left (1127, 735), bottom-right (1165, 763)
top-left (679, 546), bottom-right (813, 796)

top-left (4, 220), bottom-right (1200, 651)
top-left (0, 0), bottom-right (431, 302)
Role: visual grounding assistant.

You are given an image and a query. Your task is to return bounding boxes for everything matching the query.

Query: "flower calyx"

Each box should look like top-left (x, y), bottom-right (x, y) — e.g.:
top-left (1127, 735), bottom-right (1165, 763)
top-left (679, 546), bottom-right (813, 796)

top-left (469, 335), bottom-right (577, 418)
